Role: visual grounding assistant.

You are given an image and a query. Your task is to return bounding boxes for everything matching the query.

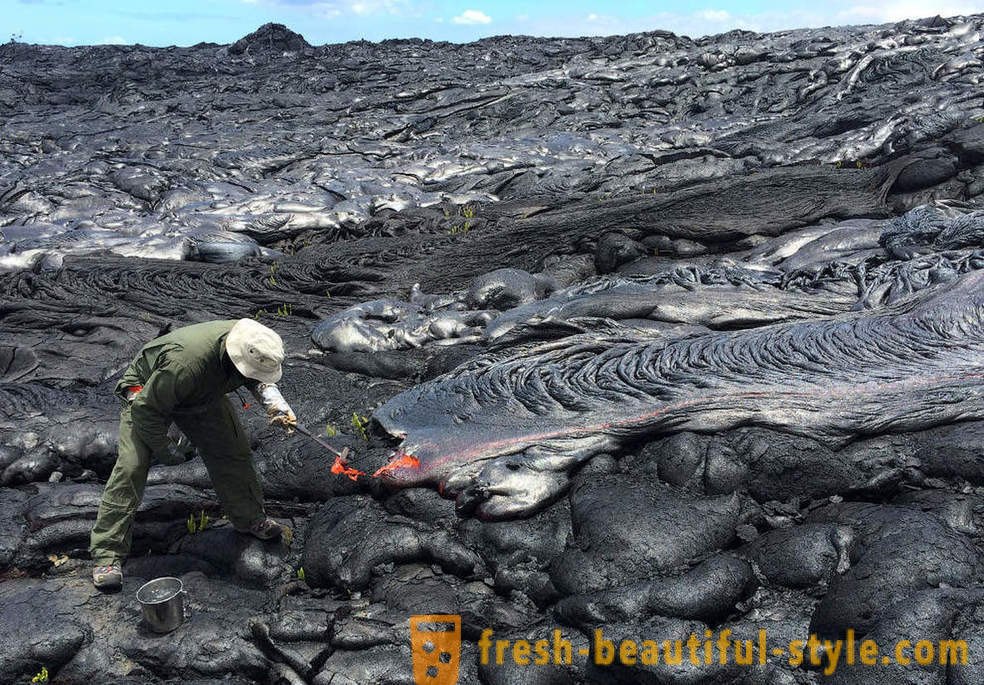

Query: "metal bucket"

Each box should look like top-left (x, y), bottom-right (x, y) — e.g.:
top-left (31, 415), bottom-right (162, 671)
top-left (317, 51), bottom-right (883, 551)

top-left (136, 577), bottom-right (185, 633)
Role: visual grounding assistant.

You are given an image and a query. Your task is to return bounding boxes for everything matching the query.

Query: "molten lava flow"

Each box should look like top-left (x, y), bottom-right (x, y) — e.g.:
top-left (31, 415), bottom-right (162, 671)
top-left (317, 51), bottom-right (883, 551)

top-left (331, 455), bottom-right (367, 481)
top-left (330, 451), bottom-right (419, 481)
top-left (372, 451), bottom-right (421, 478)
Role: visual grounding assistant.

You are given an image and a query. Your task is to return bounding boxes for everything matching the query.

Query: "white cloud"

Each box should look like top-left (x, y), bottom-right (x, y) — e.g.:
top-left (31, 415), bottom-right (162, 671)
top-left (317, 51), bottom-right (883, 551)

top-left (697, 9), bottom-right (731, 21)
top-left (452, 9), bottom-right (492, 25)
top-left (571, 12), bottom-right (623, 31)
top-left (102, 35), bottom-right (128, 45)
top-left (244, 0), bottom-right (407, 16)
top-left (434, 16), bottom-right (444, 23)
top-left (349, 0), bottom-right (406, 15)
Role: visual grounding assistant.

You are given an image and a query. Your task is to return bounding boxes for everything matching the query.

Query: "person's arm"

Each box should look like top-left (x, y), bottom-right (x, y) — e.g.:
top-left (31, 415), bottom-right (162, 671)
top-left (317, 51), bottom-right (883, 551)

top-left (248, 381), bottom-right (297, 430)
top-left (130, 354), bottom-right (190, 459)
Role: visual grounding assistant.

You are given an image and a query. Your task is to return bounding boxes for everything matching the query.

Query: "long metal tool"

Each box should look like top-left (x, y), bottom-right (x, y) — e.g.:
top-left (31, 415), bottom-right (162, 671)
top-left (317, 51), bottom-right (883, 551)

top-left (294, 423), bottom-right (349, 460)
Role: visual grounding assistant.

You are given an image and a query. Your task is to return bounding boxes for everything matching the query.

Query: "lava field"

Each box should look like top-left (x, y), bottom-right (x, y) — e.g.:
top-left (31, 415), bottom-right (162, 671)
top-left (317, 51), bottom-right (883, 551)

top-left (1, 16), bottom-right (984, 685)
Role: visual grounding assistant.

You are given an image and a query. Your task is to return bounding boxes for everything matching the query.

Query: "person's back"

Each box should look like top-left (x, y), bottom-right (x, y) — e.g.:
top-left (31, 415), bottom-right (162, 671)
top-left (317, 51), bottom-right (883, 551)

top-left (117, 320), bottom-right (251, 411)
top-left (119, 320), bottom-right (238, 390)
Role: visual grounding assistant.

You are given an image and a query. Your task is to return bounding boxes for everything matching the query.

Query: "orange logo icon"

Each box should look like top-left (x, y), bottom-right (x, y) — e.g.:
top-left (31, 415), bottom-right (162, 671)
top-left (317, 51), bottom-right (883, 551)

top-left (410, 615), bottom-right (461, 685)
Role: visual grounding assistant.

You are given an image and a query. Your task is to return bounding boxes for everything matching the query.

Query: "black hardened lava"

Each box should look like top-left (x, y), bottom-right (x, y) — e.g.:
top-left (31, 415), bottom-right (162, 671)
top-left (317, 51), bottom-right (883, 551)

top-left (2, 16), bottom-right (984, 685)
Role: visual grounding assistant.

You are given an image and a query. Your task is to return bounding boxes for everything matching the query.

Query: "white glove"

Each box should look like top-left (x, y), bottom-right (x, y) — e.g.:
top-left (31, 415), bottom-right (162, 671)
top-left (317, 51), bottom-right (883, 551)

top-left (252, 383), bottom-right (296, 432)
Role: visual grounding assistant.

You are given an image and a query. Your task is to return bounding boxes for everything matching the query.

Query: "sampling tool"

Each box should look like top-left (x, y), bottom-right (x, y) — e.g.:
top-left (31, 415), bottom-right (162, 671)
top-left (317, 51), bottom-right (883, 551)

top-left (294, 422), bottom-right (350, 461)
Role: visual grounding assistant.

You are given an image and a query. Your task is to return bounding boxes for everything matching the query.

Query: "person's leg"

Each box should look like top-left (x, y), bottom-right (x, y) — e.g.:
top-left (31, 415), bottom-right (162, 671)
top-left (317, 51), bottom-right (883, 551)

top-left (89, 406), bottom-right (151, 566)
top-left (175, 397), bottom-right (266, 530)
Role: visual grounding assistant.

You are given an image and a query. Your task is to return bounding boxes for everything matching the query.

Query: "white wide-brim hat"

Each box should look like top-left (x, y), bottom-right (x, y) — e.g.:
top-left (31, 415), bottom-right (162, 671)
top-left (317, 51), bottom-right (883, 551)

top-left (226, 318), bottom-right (285, 384)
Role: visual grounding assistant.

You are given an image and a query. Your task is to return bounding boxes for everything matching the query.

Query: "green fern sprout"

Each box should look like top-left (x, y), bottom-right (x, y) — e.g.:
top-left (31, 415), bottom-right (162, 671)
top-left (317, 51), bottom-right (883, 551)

top-left (186, 509), bottom-right (210, 534)
top-left (32, 667), bottom-right (48, 683)
top-left (325, 424), bottom-right (339, 437)
top-left (275, 303), bottom-right (293, 317)
top-left (297, 566), bottom-right (306, 581)
top-left (351, 412), bottom-right (370, 441)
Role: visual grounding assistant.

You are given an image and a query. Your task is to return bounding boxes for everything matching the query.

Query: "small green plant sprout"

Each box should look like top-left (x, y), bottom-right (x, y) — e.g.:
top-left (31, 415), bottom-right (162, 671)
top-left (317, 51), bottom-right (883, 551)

top-left (977, 116), bottom-right (984, 124)
top-left (325, 423), bottom-right (339, 437)
top-left (351, 412), bottom-right (370, 441)
top-left (186, 509), bottom-right (210, 534)
top-left (275, 303), bottom-right (293, 317)
top-left (32, 666), bottom-right (48, 683)
top-left (296, 566), bottom-right (306, 581)
top-left (448, 222), bottom-right (470, 235)
top-left (856, 161), bottom-right (863, 169)
top-left (253, 308), bottom-right (268, 320)
top-left (834, 160), bottom-right (843, 169)
top-left (462, 205), bottom-right (475, 219)
top-left (268, 262), bottom-right (279, 286)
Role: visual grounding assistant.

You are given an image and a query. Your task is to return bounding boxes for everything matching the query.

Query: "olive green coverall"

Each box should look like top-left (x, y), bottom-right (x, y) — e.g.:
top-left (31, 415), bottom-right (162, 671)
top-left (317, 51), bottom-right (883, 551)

top-left (89, 320), bottom-right (266, 565)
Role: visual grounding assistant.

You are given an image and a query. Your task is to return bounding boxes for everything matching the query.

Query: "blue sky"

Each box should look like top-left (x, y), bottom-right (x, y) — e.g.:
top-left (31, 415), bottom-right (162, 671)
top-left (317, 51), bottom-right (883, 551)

top-left (6, 0), bottom-right (984, 46)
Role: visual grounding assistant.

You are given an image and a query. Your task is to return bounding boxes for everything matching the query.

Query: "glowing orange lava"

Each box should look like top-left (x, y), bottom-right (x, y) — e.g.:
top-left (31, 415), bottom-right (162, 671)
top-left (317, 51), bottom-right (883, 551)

top-left (331, 455), bottom-right (367, 481)
top-left (330, 451), bottom-right (420, 481)
top-left (372, 452), bottom-right (421, 478)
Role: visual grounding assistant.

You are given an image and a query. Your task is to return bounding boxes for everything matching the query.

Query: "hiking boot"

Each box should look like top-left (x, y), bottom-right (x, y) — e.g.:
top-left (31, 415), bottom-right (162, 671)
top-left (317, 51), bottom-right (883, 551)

top-left (236, 517), bottom-right (283, 541)
top-left (92, 564), bottom-right (122, 589)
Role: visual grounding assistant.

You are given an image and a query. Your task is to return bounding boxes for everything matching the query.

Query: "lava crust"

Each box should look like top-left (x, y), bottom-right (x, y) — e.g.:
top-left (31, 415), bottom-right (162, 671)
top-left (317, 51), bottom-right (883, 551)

top-left (2, 15), bottom-right (984, 685)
